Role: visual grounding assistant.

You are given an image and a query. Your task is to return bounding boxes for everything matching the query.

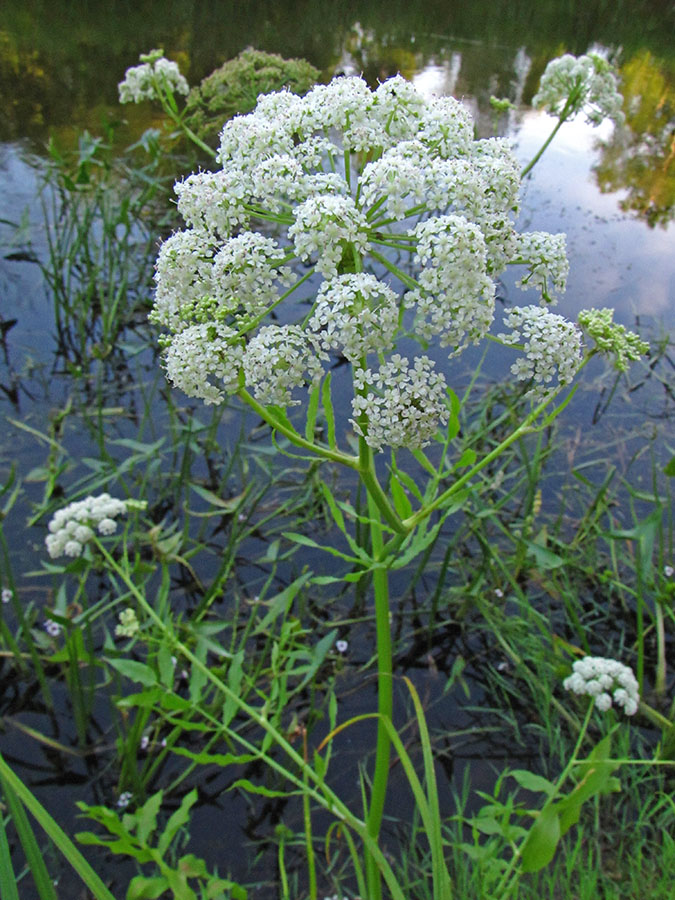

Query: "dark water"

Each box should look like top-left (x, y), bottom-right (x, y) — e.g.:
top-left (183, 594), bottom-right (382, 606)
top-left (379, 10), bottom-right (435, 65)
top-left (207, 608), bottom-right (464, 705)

top-left (0, 1), bottom-right (674, 896)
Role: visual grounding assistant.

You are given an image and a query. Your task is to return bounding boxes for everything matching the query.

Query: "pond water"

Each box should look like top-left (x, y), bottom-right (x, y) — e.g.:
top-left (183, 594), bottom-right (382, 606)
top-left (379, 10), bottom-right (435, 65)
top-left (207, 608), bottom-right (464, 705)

top-left (1, 1), bottom-right (674, 897)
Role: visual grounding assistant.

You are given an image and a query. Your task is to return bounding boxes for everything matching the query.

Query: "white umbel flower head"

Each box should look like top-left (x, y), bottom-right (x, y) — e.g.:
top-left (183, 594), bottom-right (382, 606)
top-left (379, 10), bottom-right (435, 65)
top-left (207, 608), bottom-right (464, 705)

top-left (289, 194), bottom-right (370, 277)
top-left (532, 53), bottom-right (625, 126)
top-left (563, 656), bottom-right (639, 715)
top-left (406, 215), bottom-right (496, 352)
top-left (45, 494), bottom-right (135, 559)
top-left (118, 50), bottom-right (189, 104)
top-left (150, 73), bottom-right (584, 436)
top-left (514, 232), bottom-right (569, 303)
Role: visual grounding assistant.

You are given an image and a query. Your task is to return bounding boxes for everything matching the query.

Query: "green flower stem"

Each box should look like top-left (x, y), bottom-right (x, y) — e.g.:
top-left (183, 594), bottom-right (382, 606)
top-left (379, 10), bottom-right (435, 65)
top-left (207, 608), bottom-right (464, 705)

top-left (237, 387), bottom-right (359, 469)
top-left (520, 90), bottom-right (579, 178)
top-left (94, 542), bottom-right (410, 900)
top-left (363, 479), bottom-right (394, 900)
top-left (400, 388), bottom-right (570, 533)
top-left (154, 82), bottom-right (218, 159)
top-left (369, 248), bottom-right (421, 292)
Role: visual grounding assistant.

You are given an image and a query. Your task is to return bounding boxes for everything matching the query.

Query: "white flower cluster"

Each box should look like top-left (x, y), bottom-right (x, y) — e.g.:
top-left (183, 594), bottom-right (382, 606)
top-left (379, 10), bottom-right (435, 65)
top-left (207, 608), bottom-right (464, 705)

top-left (563, 656), bottom-right (639, 715)
top-left (405, 215), bottom-right (495, 352)
top-left (352, 355), bottom-right (449, 451)
top-left (514, 232), bottom-right (569, 303)
top-left (45, 494), bottom-right (133, 559)
top-left (532, 53), bottom-right (625, 127)
top-left (499, 306), bottom-right (582, 397)
top-left (309, 274), bottom-right (398, 362)
top-left (151, 74), bottom-right (577, 446)
top-left (118, 50), bottom-right (189, 104)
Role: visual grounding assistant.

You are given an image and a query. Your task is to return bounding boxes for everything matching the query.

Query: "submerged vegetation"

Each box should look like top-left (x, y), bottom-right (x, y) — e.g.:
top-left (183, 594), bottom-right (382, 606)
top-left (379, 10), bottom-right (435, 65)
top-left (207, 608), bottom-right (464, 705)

top-left (0, 35), bottom-right (674, 900)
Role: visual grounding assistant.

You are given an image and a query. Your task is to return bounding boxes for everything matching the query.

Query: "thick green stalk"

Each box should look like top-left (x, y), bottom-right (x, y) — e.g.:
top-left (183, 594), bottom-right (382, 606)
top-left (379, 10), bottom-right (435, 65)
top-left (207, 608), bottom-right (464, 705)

top-left (364, 477), bottom-right (394, 900)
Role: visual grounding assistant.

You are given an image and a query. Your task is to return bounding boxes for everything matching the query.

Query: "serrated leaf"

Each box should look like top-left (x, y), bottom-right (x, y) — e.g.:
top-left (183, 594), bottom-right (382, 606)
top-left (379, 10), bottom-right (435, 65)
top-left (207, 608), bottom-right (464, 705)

top-left (158, 789), bottom-right (198, 856)
top-left (136, 790), bottom-right (163, 845)
top-left (305, 382), bottom-right (320, 442)
top-left (229, 779), bottom-right (299, 799)
top-left (321, 374), bottom-right (337, 449)
top-left (526, 541), bottom-right (564, 570)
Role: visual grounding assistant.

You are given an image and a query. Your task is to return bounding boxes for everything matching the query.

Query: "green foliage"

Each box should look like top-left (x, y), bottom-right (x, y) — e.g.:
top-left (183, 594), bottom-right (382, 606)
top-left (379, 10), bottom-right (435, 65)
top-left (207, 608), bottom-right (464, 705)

top-left (77, 790), bottom-right (247, 900)
top-left (183, 48), bottom-right (320, 147)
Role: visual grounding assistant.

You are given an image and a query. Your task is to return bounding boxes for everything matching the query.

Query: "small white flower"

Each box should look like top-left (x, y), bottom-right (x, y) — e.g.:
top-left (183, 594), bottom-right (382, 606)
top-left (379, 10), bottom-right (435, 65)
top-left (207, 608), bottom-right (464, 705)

top-left (2, 588), bottom-right (13, 604)
top-left (140, 735), bottom-right (150, 750)
top-left (494, 588), bottom-right (504, 599)
top-left (116, 791), bottom-right (133, 809)
top-left (663, 565), bottom-right (673, 578)
top-left (336, 640), bottom-right (349, 654)
top-left (44, 619), bottom-right (62, 638)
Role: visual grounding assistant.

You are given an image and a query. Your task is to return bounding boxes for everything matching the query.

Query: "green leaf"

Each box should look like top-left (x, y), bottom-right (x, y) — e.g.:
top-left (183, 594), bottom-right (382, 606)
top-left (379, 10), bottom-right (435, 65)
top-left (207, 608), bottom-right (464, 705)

top-left (136, 790), bottom-right (163, 845)
top-left (520, 805), bottom-right (561, 873)
top-left (526, 541), bottom-right (564, 570)
top-left (106, 658), bottom-right (157, 687)
top-left (305, 382), bottom-right (320, 442)
top-left (0, 797), bottom-right (20, 900)
top-left (157, 788), bottom-right (197, 857)
top-left (229, 779), bottom-right (299, 799)
top-left (510, 770), bottom-right (557, 797)
top-left (663, 455), bottom-right (675, 477)
top-left (0, 776), bottom-right (57, 900)
top-left (171, 748), bottom-right (257, 767)
top-left (127, 876), bottom-right (169, 900)
top-left (389, 471), bottom-right (413, 519)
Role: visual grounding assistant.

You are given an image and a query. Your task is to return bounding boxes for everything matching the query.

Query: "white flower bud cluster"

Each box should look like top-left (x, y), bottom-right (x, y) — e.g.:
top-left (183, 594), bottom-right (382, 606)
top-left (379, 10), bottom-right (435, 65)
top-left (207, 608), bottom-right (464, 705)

top-left (577, 308), bottom-right (649, 372)
top-left (118, 52), bottom-right (189, 105)
top-left (46, 494), bottom-right (132, 559)
top-left (499, 306), bottom-right (582, 397)
top-left (563, 656), bottom-right (639, 715)
top-left (352, 355), bottom-right (449, 451)
top-left (115, 608), bottom-right (140, 638)
top-left (532, 53), bottom-right (625, 127)
top-left (151, 73), bottom-right (581, 445)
